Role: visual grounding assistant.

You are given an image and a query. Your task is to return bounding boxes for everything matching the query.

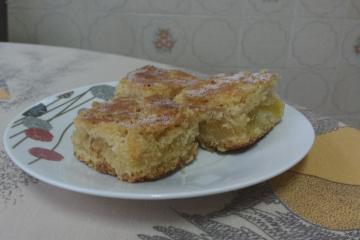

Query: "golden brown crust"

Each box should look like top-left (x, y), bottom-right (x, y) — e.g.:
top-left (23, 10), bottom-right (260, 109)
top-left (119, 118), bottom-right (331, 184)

top-left (76, 95), bottom-right (187, 132)
top-left (116, 65), bottom-right (202, 99)
top-left (125, 65), bottom-right (200, 86)
top-left (175, 70), bottom-right (278, 109)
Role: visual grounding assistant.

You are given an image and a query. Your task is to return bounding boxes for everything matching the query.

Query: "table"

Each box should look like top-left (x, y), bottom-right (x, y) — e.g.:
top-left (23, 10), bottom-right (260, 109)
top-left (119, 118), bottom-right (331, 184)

top-left (0, 43), bottom-right (359, 240)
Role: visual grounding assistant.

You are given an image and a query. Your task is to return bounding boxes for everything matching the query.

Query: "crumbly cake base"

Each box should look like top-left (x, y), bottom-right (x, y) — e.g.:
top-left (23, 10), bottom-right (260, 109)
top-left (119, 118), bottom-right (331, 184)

top-left (198, 123), bottom-right (278, 152)
top-left (74, 144), bottom-right (197, 182)
top-left (197, 97), bottom-right (284, 152)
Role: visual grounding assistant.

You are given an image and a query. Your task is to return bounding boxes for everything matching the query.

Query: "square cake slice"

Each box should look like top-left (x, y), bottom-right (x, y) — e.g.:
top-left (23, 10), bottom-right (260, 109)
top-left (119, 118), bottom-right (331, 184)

top-left (116, 65), bottom-right (202, 99)
top-left (175, 70), bottom-right (284, 152)
top-left (72, 96), bottom-right (199, 182)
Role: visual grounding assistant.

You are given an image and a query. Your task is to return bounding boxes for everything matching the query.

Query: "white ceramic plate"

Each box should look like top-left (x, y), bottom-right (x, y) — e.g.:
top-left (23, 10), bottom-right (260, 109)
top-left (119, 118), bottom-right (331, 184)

top-left (3, 82), bottom-right (315, 200)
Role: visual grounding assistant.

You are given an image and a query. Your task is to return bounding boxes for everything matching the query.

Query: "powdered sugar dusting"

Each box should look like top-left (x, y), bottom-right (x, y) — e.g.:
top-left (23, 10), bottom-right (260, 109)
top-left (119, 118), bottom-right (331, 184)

top-left (220, 71), bottom-right (272, 84)
top-left (220, 72), bottom-right (246, 82)
top-left (139, 114), bottom-right (171, 126)
top-left (127, 65), bottom-right (166, 82)
top-left (185, 82), bottom-right (224, 97)
top-left (166, 78), bottom-right (200, 86)
top-left (185, 70), bottom-right (274, 97)
top-left (242, 72), bottom-right (273, 83)
top-left (214, 73), bottom-right (227, 78)
top-left (150, 98), bottom-right (178, 108)
top-left (117, 114), bottom-right (172, 128)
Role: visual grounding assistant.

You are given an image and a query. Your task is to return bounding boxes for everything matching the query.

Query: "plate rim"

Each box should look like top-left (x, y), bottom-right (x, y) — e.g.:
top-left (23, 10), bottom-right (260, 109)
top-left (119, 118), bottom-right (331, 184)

top-left (3, 83), bottom-right (315, 200)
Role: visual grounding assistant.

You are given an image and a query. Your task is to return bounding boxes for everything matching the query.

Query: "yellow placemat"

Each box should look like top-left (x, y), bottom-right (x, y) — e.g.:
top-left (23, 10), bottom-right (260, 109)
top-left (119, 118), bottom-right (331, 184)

top-left (291, 127), bottom-right (360, 186)
top-left (0, 79), bottom-right (11, 101)
top-left (272, 126), bottom-right (360, 230)
top-left (272, 171), bottom-right (360, 230)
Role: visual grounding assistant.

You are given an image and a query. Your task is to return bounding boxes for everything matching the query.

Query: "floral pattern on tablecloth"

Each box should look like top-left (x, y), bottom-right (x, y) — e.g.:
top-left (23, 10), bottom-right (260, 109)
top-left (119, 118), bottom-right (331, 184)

top-left (138, 183), bottom-right (360, 240)
top-left (0, 149), bottom-right (38, 205)
top-left (299, 109), bottom-right (341, 135)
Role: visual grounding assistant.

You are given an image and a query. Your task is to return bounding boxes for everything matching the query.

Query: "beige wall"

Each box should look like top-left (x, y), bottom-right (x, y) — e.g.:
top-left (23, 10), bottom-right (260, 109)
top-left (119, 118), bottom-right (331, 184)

top-left (7, 0), bottom-right (360, 127)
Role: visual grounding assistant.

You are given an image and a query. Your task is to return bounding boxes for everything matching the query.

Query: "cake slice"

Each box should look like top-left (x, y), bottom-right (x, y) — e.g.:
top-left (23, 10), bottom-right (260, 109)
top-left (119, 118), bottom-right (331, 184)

top-left (72, 96), bottom-right (199, 182)
top-left (175, 70), bottom-right (284, 152)
top-left (116, 65), bottom-right (202, 99)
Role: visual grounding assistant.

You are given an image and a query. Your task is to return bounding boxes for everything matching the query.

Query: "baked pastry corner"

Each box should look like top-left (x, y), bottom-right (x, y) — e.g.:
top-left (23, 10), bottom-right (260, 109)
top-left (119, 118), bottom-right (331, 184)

top-left (175, 70), bottom-right (284, 152)
top-left (72, 96), bottom-right (199, 182)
